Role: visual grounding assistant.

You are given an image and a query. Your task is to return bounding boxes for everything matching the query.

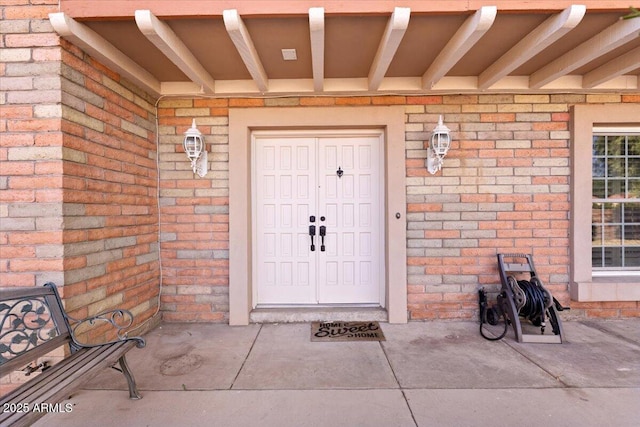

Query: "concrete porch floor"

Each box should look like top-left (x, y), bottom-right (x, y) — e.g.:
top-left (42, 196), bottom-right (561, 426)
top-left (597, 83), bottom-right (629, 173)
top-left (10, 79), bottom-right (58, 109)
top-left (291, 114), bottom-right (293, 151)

top-left (35, 319), bottom-right (640, 427)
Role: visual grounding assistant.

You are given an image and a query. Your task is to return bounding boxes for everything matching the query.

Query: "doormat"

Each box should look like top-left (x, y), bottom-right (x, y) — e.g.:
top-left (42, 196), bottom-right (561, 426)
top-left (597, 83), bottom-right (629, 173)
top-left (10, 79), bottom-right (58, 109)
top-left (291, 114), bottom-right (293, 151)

top-left (310, 321), bottom-right (385, 342)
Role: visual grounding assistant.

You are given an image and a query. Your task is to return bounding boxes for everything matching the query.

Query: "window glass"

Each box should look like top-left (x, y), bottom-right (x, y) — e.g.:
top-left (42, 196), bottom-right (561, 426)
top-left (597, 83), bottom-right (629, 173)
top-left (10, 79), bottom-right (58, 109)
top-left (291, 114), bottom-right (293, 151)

top-left (591, 133), bottom-right (640, 270)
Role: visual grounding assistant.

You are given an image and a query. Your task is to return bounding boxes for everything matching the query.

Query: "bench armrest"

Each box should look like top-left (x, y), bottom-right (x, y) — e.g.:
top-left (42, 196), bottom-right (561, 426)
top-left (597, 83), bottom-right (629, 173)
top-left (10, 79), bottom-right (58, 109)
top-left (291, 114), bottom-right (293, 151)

top-left (68, 309), bottom-right (145, 349)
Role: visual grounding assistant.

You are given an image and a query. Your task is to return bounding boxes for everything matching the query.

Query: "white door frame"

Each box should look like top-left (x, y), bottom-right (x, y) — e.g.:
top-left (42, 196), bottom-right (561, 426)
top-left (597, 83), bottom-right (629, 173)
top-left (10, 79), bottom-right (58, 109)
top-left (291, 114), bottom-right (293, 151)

top-left (251, 129), bottom-right (386, 306)
top-left (229, 106), bottom-right (407, 325)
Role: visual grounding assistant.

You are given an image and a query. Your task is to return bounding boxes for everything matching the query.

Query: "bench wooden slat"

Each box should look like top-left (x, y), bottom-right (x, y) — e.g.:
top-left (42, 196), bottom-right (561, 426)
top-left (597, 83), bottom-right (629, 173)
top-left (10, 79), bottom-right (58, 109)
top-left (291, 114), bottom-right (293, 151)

top-left (43, 343), bottom-right (136, 402)
top-left (1, 342), bottom-right (137, 427)
top-left (1, 342), bottom-right (127, 405)
top-left (32, 343), bottom-right (134, 402)
top-left (0, 346), bottom-right (108, 426)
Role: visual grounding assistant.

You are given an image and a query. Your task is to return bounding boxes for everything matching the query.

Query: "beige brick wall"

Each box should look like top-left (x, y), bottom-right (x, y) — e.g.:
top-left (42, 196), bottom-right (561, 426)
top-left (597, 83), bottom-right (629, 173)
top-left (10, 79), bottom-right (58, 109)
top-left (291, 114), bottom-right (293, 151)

top-left (1, 2), bottom-right (639, 324)
top-left (157, 99), bottom-right (230, 322)
top-left (1, 0), bottom-right (64, 288)
top-left (58, 39), bottom-right (160, 332)
top-left (405, 94), bottom-right (572, 320)
top-left (158, 94), bottom-right (640, 321)
top-left (1, 1), bottom-right (160, 340)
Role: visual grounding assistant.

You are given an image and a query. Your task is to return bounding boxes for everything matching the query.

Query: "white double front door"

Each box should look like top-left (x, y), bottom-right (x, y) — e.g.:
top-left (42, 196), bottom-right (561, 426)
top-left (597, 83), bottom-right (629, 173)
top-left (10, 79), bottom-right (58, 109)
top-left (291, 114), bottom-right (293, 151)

top-left (252, 130), bottom-right (384, 306)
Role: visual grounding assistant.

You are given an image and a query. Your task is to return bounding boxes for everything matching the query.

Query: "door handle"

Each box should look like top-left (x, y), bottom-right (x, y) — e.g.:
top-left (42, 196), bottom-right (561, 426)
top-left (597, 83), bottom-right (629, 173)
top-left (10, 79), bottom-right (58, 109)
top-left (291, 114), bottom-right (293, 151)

top-left (309, 225), bottom-right (316, 252)
top-left (319, 225), bottom-right (326, 252)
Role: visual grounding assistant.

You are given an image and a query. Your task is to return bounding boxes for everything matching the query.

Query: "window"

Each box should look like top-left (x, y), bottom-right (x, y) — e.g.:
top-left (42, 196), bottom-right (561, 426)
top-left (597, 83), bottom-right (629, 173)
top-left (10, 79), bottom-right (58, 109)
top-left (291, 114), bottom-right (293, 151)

top-left (570, 104), bottom-right (640, 302)
top-left (591, 129), bottom-right (640, 272)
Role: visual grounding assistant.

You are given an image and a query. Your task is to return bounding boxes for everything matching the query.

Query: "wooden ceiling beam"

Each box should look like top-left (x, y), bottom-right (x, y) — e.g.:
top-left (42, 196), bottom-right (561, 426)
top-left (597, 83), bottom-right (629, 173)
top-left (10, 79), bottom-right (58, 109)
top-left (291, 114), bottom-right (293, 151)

top-left (368, 7), bottom-right (411, 91)
top-left (478, 5), bottom-right (586, 90)
top-left (421, 6), bottom-right (497, 90)
top-left (530, 15), bottom-right (640, 89)
top-left (582, 46), bottom-right (640, 88)
top-left (60, 1), bottom-right (635, 19)
top-left (48, 12), bottom-right (161, 96)
top-left (223, 9), bottom-right (269, 93)
top-left (135, 10), bottom-right (216, 94)
top-left (309, 7), bottom-right (325, 92)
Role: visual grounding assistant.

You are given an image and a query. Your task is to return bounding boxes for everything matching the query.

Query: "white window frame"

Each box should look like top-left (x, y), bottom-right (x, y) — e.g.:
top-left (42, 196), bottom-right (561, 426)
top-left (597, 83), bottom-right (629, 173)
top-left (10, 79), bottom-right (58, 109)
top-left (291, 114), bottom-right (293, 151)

top-left (570, 105), bottom-right (640, 302)
top-left (591, 126), bottom-right (640, 275)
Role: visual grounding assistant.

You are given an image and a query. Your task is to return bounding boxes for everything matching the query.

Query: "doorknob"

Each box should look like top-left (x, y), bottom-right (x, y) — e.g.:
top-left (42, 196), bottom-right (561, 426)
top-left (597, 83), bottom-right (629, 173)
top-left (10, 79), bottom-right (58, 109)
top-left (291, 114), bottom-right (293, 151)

top-left (319, 225), bottom-right (326, 252)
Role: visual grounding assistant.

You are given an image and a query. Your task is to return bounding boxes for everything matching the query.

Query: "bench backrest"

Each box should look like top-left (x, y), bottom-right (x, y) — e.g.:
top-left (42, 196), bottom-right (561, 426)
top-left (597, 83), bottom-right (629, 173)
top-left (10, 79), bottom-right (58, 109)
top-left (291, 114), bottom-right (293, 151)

top-left (0, 283), bottom-right (73, 374)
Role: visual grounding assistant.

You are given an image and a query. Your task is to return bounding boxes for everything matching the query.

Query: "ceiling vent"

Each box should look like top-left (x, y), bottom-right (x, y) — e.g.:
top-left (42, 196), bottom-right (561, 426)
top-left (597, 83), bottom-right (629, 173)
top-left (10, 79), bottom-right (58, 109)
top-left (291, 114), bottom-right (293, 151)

top-left (281, 48), bottom-right (297, 61)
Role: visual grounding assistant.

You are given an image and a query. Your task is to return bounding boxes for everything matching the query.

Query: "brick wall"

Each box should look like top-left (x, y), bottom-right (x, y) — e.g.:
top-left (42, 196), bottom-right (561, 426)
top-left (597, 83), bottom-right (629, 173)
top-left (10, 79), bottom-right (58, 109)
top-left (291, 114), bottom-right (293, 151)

top-left (1, 0), bottom-right (62, 391)
top-left (157, 94), bottom-right (640, 322)
top-left (1, 2), bottom-right (638, 325)
top-left (405, 94), bottom-right (574, 320)
top-left (157, 99), bottom-right (230, 322)
top-left (58, 39), bottom-right (160, 334)
top-left (1, 0), bottom-right (64, 288)
top-left (1, 1), bottom-right (160, 341)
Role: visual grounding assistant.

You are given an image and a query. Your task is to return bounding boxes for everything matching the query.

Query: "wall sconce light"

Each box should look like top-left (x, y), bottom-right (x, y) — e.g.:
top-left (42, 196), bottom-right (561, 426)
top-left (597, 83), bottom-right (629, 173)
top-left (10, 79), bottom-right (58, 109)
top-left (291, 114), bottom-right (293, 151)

top-left (183, 119), bottom-right (208, 177)
top-left (426, 115), bottom-right (451, 174)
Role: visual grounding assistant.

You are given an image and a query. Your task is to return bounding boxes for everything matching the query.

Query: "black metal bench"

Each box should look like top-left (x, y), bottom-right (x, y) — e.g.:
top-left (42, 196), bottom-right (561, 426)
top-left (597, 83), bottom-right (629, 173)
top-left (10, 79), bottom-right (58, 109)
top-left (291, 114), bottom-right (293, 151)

top-left (1, 283), bottom-right (145, 427)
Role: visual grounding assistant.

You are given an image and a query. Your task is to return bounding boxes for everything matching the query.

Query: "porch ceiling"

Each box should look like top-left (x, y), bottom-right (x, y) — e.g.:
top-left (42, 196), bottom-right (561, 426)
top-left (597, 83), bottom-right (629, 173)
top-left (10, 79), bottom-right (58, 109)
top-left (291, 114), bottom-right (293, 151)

top-left (52, 1), bottom-right (640, 97)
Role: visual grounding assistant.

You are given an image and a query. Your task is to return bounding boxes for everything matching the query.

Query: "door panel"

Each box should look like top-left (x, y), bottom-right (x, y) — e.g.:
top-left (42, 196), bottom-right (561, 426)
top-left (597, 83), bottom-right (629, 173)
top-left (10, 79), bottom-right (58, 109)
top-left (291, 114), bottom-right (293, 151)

top-left (254, 132), bottom-right (382, 305)
top-left (254, 137), bottom-right (317, 304)
top-left (317, 136), bottom-right (381, 303)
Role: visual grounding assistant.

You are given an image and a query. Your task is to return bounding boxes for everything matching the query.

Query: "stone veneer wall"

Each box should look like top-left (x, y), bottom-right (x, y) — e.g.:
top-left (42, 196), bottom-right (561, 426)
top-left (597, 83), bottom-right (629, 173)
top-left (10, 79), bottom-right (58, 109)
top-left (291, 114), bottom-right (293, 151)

top-left (156, 99), bottom-right (230, 321)
top-left (157, 94), bottom-right (640, 322)
top-left (2, 0), bottom-right (64, 288)
top-left (58, 38), bottom-right (160, 336)
top-left (1, 2), bottom-right (638, 326)
top-left (1, 0), bottom-right (160, 341)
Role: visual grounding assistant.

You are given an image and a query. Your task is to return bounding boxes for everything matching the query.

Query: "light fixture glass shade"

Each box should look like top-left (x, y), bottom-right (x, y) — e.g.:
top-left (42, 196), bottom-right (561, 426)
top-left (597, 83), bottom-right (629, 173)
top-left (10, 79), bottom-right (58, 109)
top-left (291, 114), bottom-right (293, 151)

top-left (430, 115), bottom-right (451, 155)
top-left (426, 115), bottom-right (452, 174)
top-left (183, 119), bottom-right (204, 173)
